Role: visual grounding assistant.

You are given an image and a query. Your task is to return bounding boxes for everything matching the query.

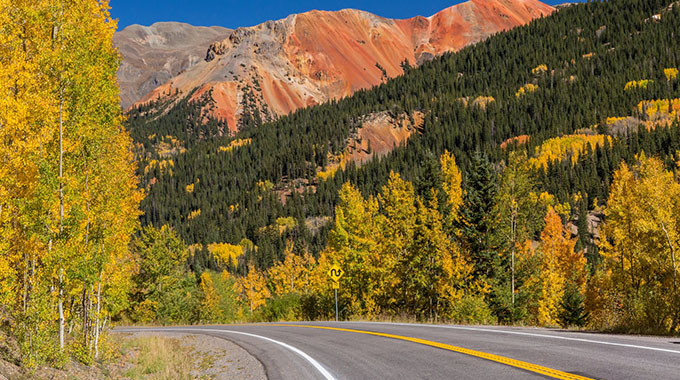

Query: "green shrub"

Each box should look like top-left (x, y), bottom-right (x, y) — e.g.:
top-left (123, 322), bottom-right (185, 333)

top-left (257, 293), bottom-right (303, 322)
top-left (451, 296), bottom-right (497, 325)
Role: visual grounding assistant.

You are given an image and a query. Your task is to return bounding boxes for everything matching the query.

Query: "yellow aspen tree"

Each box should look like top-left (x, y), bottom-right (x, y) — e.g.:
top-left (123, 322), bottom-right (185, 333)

top-left (1, 0), bottom-right (62, 364)
top-left (200, 272), bottom-right (220, 322)
top-left (491, 152), bottom-right (545, 321)
top-left (208, 242), bottom-right (243, 268)
top-left (48, 0), bottom-right (141, 357)
top-left (537, 207), bottom-right (582, 326)
top-left (408, 193), bottom-right (448, 319)
top-left (234, 266), bottom-right (270, 313)
top-left (0, 0), bottom-right (141, 362)
top-left (326, 182), bottom-right (382, 318)
top-left (600, 156), bottom-right (680, 332)
top-left (377, 172), bottom-right (416, 311)
top-left (440, 150), bottom-right (464, 221)
top-left (268, 242), bottom-right (309, 296)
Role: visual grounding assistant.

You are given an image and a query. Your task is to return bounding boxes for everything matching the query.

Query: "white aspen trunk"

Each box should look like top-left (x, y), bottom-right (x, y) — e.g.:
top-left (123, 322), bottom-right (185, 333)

top-left (94, 277), bottom-right (102, 359)
top-left (58, 270), bottom-right (64, 350)
top-left (57, 0), bottom-right (65, 352)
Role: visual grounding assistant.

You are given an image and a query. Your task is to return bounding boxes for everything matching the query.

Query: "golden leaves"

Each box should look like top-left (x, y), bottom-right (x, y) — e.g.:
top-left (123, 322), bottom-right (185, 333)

top-left (624, 79), bottom-right (653, 91)
top-left (528, 134), bottom-right (610, 169)
top-left (207, 242), bottom-right (243, 268)
top-left (664, 68), bottom-right (678, 81)
top-left (515, 83), bottom-right (538, 98)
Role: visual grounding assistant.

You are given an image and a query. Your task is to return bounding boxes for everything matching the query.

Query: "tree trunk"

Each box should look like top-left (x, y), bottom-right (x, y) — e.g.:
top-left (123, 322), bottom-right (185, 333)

top-left (58, 270), bottom-right (64, 350)
top-left (56, 0), bottom-right (65, 352)
top-left (82, 286), bottom-right (89, 349)
top-left (94, 276), bottom-right (102, 359)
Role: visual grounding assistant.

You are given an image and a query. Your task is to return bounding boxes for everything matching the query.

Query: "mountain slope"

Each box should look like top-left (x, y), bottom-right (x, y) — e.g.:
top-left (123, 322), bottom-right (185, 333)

top-left (114, 22), bottom-right (231, 108)
top-left (132, 0), bottom-right (680, 269)
top-left (126, 0), bottom-right (553, 130)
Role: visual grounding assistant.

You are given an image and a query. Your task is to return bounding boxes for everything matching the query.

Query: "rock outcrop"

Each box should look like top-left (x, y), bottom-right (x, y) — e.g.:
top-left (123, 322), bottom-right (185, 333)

top-left (114, 22), bottom-right (231, 108)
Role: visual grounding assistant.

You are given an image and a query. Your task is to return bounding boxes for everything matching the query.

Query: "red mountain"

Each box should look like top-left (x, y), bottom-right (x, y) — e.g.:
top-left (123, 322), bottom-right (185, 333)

top-left (117, 0), bottom-right (554, 131)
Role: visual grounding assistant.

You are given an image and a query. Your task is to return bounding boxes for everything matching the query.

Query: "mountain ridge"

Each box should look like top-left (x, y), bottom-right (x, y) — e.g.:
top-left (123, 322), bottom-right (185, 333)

top-left (116, 0), bottom-right (554, 130)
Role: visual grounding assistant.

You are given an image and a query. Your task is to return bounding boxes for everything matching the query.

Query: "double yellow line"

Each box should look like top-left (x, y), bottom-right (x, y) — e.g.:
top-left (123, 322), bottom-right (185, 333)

top-left (270, 324), bottom-right (594, 380)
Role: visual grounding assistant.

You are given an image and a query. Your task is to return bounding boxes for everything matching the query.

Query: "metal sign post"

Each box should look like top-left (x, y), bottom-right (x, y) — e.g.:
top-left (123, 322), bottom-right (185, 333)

top-left (328, 264), bottom-right (343, 322)
top-left (334, 286), bottom-right (339, 322)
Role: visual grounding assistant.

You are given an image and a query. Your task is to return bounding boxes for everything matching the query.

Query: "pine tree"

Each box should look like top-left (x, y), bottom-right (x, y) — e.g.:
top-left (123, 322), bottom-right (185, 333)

top-left (458, 152), bottom-right (498, 278)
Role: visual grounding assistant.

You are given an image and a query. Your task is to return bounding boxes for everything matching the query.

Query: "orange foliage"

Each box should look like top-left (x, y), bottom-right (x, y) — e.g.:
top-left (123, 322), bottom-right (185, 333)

top-left (500, 135), bottom-right (530, 150)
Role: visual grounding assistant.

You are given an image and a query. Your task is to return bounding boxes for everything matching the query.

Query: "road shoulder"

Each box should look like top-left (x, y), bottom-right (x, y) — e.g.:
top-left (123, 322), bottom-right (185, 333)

top-left (116, 331), bottom-right (267, 380)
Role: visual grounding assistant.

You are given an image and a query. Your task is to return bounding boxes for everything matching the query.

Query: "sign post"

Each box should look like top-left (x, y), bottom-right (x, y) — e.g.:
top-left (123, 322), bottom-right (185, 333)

top-left (327, 264), bottom-right (344, 322)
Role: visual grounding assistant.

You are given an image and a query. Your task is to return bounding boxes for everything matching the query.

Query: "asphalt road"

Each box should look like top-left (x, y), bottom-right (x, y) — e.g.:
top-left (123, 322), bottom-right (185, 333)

top-left (114, 322), bottom-right (680, 380)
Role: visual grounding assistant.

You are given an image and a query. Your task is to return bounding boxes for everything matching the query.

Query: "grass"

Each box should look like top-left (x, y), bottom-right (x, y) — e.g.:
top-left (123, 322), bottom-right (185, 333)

top-left (122, 336), bottom-right (194, 380)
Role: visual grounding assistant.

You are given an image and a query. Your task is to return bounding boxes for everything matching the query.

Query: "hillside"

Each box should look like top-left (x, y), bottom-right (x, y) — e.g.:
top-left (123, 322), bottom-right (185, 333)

top-left (119, 0), bottom-right (553, 131)
top-left (131, 0), bottom-right (680, 271)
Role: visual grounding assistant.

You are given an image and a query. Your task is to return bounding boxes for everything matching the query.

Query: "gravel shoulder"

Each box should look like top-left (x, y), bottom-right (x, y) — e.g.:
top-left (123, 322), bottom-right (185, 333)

top-left (116, 331), bottom-right (267, 380)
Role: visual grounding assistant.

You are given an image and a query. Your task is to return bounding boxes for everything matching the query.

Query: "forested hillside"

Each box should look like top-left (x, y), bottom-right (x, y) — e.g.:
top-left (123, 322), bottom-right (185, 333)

top-left (131, 0), bottom-right (680, 270)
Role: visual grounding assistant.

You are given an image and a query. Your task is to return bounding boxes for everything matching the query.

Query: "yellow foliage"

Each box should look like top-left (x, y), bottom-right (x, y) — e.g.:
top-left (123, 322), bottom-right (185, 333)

top-left (528, 134), bottom-right (610, 169)
top-left (605, 116), bottom-right (628, 125)
top-left (234, 266), bottom-right (270, 312)
top-left (256, 180), bottom-right (274, 192)
top-left (144, 159), bottom-right (174, 175)
top-left (535, 192), bottom-right (571, 217)
top-left (624, 79), bottom-right (653, 91)
top-left (187, 244), bottom-right (203, 256)
top-left (185, 183), bottom-right (195, 193)
top-left (268, 243), bottom-right (315, 295)
top-left (207, 243), bottom-right (243, 267)
top-left (440, 150), bottom-right (463, 220)
top-left (218, 138), bottom-right (252, 153)
top-left (531, 64), bottom-right (548, 74)
top-left (537, 208), bottom-right (585, 326)
top-left (466, 96), bottom-right (495, 109)
top-left (0, 0), bottom-right (143, 364)
top-left (187, 209), bottom-right (201, 220)
top-left (199, 272), bottom-right (220, 322)
top-left (275, 216), bottom-right (297, 233)
top-left (515, 83), bottom-right (538, 98)
top-left (664, 68), bottom-right (679, 81)
top-left (599, 156), bottom-right (680, 332)
top-left (637, 98), bottom-right (680, 119)
top-left (317, 154), bottom-right (349, 181)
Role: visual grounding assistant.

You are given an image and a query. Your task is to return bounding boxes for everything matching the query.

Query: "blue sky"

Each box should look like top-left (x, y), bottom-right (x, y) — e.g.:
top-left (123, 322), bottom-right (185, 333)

top-left (110, 0), bottom-right (571, 31)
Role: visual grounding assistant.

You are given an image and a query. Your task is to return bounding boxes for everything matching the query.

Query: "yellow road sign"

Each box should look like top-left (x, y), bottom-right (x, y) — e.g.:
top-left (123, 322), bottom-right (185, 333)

top-left (328, 264), bottom-right (344, 282)
top-left (332, 280), bottom-right (339, 289)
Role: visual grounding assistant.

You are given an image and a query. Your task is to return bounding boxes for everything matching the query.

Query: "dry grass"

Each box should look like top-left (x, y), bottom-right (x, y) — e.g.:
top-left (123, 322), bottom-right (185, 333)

top-left (122, 336), bottom-right (193, 380)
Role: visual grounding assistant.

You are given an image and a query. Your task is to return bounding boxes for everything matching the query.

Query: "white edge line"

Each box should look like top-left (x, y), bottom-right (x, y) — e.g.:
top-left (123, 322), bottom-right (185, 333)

top-left (358, 322), bottom-right (680, 355)
top-left (117, 328), bottom-right (337, 380)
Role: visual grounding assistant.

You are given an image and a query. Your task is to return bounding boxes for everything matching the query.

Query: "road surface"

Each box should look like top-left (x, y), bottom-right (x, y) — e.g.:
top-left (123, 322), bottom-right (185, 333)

top-left (115, 322), bottom-right (680, 379)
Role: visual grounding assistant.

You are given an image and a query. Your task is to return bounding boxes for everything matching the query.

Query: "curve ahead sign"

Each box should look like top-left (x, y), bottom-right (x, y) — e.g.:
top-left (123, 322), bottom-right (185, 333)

top-left (327, 264), bottom-right (344, 282)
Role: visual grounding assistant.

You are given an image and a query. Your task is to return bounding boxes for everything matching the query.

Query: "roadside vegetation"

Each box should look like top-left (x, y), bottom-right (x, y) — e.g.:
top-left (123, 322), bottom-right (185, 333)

top-left (121, 336), bottom-right (193, 380)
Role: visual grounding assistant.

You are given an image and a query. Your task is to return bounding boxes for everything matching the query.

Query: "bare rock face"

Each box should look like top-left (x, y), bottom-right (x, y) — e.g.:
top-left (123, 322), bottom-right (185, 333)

top-left (114, 22), bottom-right (231, 108)
top-left (119, 0), bottom-right (554, 130)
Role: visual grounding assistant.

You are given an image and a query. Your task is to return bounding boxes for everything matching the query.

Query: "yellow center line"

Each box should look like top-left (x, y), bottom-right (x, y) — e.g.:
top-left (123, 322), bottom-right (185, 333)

top-left (264, 324), bottom-right (593, 380)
